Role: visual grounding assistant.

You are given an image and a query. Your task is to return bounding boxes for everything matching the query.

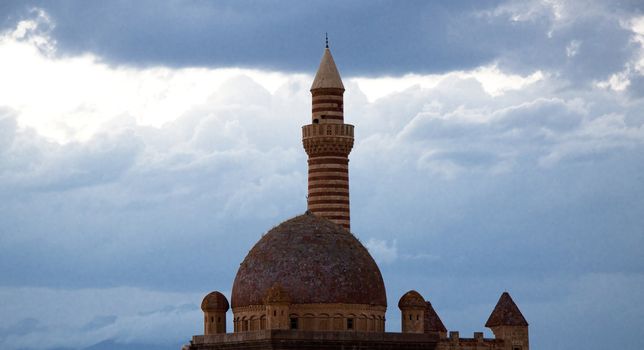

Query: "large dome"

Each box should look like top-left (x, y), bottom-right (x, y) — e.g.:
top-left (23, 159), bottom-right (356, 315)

top-left (231, 212), bottom-right (387, 309)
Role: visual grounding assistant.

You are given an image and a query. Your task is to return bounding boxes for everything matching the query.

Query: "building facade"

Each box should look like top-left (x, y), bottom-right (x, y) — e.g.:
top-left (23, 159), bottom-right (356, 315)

top-left (186, 45), bottom-right (529, 350)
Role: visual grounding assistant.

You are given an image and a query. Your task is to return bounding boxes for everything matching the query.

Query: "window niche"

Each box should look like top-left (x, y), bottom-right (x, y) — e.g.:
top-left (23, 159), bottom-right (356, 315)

top-left (347, 318), bottom-right (354, 330)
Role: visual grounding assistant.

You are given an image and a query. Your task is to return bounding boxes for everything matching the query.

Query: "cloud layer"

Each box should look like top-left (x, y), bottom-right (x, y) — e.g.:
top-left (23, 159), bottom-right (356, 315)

top-left (0, 0), bottom-right (641, 79)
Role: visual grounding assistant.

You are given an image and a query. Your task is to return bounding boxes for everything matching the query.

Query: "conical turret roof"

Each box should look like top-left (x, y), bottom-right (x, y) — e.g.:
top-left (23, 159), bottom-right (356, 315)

top-left (424, 301), bottom-right (447, 333)
top-left (310, 48), bottom-right (345, 91)
top-left (485, 292), bottom-right (528, 327)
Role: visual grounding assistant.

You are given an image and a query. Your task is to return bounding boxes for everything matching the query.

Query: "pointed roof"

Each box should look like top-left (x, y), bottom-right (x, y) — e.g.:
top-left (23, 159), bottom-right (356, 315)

top-left (310, 48), bottom-right (345, 91)
top-left (485, 292), bottom-right (529, 327)
top-left (424, 301), bottom-right (447, 333)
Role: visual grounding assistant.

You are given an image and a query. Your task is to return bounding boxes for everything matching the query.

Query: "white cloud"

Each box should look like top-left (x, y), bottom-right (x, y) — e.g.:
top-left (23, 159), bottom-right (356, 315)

top-left (538, 112), bottom-right (644, 167)
top-left (596, 72), bottom-right (631, 91)
top-left (8, 8), bottom-right (56, 56)
top-left (0, 10), bottom-right (300, 144)
top-left (632, 16), bottom-right (644, 74)
top-left (566, 40), bottom-right (581, 57)
top-left (352, 66), bottom-right (543, 102)
top-left (400, 252), bottom-right (441, 262)
top-left (595, 15), bottom-right (644, 93)
top-left (366, 238), bottom-right (398, 264)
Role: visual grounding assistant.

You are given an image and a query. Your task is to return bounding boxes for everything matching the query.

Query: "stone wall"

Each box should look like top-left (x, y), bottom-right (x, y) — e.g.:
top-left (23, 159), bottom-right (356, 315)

top-left (233, 303), bottom-right (386, 333)
top-left (190, 330), bottom-right (438, 350)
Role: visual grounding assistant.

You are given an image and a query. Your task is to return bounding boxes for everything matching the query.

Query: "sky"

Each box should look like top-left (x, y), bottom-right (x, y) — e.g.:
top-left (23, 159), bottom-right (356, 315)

top-left (0, 1), bottom-right (643, 349)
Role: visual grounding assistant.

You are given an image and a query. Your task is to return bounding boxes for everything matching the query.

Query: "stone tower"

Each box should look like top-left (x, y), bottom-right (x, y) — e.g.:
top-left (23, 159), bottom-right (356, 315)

top-left (201, 291), bottom-right (229, 335)
top-left (302, 45), bottom-right (354, 230)
top-left (398, 290), bottom-right (426, 334)
top-left (485, 292), bottom-right (530, 350)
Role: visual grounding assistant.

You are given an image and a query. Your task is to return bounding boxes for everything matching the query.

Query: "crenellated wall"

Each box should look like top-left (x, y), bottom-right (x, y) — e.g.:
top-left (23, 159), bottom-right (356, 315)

top-left (435, 331), bottom-right (506, 350)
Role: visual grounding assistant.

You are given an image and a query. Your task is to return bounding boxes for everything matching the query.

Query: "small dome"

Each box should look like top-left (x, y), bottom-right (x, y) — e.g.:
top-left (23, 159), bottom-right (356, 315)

top-left (231, 212), bottom-right (387, 308)
top-left (201, 291), bottom-right (230, 312)
top-left (398, 290), bottom-right (426, 309)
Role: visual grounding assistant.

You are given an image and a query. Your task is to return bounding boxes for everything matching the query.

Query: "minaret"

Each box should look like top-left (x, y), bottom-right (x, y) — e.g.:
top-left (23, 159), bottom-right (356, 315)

top-left (302, 42), bottom-right (354, 230)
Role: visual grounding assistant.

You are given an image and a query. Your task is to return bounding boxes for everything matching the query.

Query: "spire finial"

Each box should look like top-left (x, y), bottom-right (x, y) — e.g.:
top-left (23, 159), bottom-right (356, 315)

top-left (325, 32), bottom-right (329, 48)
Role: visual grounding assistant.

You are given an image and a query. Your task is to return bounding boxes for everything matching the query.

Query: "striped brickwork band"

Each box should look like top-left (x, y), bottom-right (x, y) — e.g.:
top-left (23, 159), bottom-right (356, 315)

top-left (307, 156), bottom-right (351, 230)
top-left (311, 89), bottom-right (344, 123)
top-left (305, 85), bottom-right (352, 230)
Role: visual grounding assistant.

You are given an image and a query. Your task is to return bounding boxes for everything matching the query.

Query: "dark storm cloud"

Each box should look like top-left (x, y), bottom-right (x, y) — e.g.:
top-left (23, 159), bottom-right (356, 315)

top-left (1, 0), bottom-right (504, 75)
top-left (3, 0), bottom-right (643, 83)
top-left (1, 0), bottom-right (643, 87)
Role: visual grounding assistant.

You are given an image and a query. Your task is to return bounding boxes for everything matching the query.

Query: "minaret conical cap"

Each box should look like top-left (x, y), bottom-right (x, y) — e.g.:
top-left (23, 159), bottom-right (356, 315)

top-left (310, 48), bottom-right (345, 91)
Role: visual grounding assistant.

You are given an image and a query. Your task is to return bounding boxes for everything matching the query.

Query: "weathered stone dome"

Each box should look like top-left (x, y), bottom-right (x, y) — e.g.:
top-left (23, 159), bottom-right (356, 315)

top-left (231, 212), bottom-right (387, 308)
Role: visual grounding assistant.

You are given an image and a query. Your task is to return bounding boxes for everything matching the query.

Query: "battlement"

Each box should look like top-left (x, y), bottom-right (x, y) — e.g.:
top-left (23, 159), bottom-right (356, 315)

top-left (436, 331), bottom-right (505, 350)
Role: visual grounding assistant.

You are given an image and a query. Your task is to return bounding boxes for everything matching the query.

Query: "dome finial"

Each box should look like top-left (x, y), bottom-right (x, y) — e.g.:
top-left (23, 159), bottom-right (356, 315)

top-left (325, 32), bottom-right (329, 48)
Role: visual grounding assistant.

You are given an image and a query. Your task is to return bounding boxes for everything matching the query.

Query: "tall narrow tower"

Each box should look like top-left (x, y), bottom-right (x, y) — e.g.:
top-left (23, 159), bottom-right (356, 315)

top-left (302, 45), bottom-right (354, 230)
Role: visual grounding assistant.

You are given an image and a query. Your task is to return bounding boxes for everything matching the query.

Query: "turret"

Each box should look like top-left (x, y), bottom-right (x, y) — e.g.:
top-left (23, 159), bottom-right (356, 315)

top-left (264, 283), bottom-right (291, 330)
top-left (201, 291), bottom-right (229, 335)
top-left (302, 42), bottom-right (354, 230)
top-left (485, 292), bottom-right (529, 350)
top-left (398, 290), bottom-right (426, 333)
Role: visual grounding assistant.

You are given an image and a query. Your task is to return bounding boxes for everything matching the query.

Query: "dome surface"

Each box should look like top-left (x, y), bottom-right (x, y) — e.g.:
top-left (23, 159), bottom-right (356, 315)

top-left (398, 290), bottom-right (426, 308)
top-left (201, 291), bottom-right (230, 312)
top-left (231, 212), bottom-right (387, 308)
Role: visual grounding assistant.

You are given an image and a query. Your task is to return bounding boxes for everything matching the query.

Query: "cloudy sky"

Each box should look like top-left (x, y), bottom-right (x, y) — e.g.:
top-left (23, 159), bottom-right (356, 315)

top-left (0, 1), bottom-right (643, 349)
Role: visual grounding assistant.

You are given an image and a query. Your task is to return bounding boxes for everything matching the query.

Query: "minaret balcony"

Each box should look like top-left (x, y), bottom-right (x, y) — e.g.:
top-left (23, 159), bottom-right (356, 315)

top-left (302, 124), bottom-right (354, 139)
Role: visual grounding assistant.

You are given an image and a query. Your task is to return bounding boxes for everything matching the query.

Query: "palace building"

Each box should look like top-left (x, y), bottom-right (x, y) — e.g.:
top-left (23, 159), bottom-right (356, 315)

top-left (185, 44), bottom-right (529, 350)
